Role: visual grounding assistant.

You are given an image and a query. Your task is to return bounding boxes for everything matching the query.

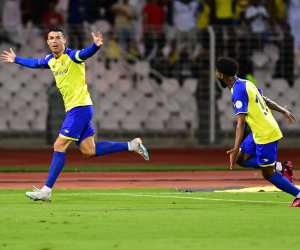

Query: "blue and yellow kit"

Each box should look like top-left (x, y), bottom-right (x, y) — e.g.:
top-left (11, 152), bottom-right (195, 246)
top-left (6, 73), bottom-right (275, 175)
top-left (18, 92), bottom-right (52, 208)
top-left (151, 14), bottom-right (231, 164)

top-left (231, 78), bottom-right (283, 166)
top-left (15, 44), bottom-right (99, 111)
top-left (231, 78), bottom-right (283, 144)
top-left (15, 44), bottom-right (100, 143)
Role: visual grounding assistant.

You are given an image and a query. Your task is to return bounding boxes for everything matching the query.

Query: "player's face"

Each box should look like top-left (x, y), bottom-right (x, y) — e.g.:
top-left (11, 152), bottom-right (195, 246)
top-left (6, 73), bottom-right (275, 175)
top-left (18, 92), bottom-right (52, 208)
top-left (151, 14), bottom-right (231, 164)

top-left (47, 31), bottom-right (66, 54)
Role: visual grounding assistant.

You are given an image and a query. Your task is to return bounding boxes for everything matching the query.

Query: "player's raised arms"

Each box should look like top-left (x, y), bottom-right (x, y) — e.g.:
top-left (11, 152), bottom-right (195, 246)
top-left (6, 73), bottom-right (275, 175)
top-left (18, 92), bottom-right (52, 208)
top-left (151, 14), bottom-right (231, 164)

top-left (0, 27), bottom-right (149, 202)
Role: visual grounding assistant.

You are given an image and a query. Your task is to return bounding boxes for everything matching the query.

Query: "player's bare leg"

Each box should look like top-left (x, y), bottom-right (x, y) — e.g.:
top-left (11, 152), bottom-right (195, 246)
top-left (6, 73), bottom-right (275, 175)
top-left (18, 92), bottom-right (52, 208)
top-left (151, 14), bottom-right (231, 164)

top-left (79, 136), bottom-right (96, 158)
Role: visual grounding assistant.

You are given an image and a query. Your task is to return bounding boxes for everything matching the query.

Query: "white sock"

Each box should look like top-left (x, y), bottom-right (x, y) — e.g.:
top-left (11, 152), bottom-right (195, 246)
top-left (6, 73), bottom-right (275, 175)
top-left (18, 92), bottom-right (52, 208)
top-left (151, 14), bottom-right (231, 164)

top-left (275, 162), bottom-right (283, 172)
top-left (128, 141), bottom-right (132, 151)
top-left (41, 186), bottom-right (52, 193)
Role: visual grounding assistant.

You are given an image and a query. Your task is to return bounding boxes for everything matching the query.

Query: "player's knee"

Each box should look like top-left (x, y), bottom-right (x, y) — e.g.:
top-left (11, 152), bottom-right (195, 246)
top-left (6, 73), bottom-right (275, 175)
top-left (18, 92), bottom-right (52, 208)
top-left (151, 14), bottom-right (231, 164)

top-left (53, 141), bottom-right (67, 152)
top-left (80, 147), bottom-right (96, 158)
top-left (261, 166), bottom-right (275, 180)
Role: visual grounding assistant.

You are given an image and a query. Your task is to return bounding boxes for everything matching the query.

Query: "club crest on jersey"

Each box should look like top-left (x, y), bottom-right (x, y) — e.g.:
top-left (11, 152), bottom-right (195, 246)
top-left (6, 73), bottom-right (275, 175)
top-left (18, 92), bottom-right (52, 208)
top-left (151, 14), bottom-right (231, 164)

top-left (235, 100), bottom-right (243, 109)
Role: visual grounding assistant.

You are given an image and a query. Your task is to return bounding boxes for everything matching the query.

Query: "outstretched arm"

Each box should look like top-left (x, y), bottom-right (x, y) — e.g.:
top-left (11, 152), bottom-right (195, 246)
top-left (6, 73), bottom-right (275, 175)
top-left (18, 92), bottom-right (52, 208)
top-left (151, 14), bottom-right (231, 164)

top-left (1, 48), bottom-right (16, 63)
top-left (263, 96), bottom-right (296, 124)
top-left (227, 114), bottom-right (246, 170)
top-left (73, 32), bottom-right (104, 62)
top-left (1, 48), bottom-right (49, 69)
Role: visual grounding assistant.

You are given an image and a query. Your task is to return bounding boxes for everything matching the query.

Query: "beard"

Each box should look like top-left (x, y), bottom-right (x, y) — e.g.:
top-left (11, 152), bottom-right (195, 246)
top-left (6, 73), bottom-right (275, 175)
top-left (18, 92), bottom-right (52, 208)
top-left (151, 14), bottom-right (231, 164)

top-left (217, 79), bottom-right (228, 88)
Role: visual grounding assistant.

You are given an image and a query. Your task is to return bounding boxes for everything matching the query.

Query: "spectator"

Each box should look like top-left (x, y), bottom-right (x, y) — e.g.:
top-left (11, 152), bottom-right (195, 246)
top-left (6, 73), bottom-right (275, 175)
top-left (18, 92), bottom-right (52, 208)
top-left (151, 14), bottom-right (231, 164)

top-left (125, 40), bottom-right (142, 63)
top-left (82, 0), bottom-right (100, 25)
top-left (173, 0), bottom-right (199, 32)
top-left (111, 0), bottom-right (135, 50)
top-left (245, 0), bottom-right (270, 34)
top-left (67, 0), bottom-right (85, 48)
top-left (20, 0), bottom-right (48, 27)
top-left (233, 0), bottom-right (249, 25)
top-left (172, 0), bottom-right (200, 48)
top-left (80, 0), bottom-right (117, 39)
top-left (288, 0), bottom-right (300, 50)
top-left (142, 0), bottom-right (166, 57)
top-left (100, 0), bottom-right (118, 25)
top-left (2, 0), bottom-right (23, 49)
top-left (42, 1), bottom-right (64, 32)
top-left (20, 0), bottom-right (32, 25)
top-left (143, 0), bottom-right (165, 33)
top-left (210, 0), bottom-right (235, 25)
top-left (266, 0), bottom-right (287, 27)
top-left (104, 31), bottom-right (122, 65)
top-left (83, 0), bottom-right (117, 25)
top-left (128, 0), bottom-right (146, 42)
top-left (56, 0), bottom-right (71, 21)
top-left (196, 0), bottom-right (210, 29)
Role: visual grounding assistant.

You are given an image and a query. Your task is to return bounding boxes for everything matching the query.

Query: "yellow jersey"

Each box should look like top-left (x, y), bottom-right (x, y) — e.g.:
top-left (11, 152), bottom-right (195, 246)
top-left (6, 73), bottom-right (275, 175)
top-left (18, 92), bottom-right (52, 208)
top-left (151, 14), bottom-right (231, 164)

top-left (231, 78), bottom-right (283, 144)
top-left (15, 44), bottom-right (100, 111)
top-left (46, 48), bottom-right (92, 111)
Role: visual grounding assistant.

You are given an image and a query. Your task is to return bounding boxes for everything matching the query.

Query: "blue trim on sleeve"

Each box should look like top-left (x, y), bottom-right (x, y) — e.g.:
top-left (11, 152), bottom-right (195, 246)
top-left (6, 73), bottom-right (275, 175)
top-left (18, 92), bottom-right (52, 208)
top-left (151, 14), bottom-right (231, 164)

top-left (79, 44), bottom-right (99, 60)
top-left (15, 54), bottom-right (52, 69)
top-left (66, 44), bottom-right (100, 63)
top-left (232, 80), bottom-right (249, 115)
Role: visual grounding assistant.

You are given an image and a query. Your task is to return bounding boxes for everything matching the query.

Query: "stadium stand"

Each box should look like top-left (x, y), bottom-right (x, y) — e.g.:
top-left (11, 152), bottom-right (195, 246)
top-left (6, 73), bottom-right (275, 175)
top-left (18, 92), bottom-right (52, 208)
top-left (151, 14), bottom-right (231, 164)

top-left (0, 0), bottom-right (299, 147)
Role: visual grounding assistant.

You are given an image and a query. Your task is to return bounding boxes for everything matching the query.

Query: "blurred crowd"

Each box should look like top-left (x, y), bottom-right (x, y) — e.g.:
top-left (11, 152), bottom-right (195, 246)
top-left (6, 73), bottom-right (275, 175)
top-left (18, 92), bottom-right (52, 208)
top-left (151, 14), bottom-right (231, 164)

top-left (0, 0), bottom-right (300, 80)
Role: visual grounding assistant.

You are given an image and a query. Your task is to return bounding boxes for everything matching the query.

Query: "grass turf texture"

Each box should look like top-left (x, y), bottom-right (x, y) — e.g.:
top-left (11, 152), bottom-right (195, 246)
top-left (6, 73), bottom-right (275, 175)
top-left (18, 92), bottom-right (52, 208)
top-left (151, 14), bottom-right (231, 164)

top-left (0, 189), bottom-right (299, 250)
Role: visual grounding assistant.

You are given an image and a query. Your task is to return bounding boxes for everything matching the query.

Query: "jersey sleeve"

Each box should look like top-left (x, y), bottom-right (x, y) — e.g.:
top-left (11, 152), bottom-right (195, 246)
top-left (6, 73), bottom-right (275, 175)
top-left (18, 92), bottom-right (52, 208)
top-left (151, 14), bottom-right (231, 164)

top-left (68, 44), bottom-right (100, 63)
top-left (232, 83), bottom-right (249, 115)
top-left (15, 55), bottom-right (51, 69)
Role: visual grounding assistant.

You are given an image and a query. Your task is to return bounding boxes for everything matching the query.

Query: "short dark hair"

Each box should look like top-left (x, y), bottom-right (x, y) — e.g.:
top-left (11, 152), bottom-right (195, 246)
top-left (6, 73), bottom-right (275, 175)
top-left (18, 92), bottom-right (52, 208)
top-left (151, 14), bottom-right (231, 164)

top-left (216, 57), bottom-right (239, 77)
top-left (47, 27), bottom-right (65, 35)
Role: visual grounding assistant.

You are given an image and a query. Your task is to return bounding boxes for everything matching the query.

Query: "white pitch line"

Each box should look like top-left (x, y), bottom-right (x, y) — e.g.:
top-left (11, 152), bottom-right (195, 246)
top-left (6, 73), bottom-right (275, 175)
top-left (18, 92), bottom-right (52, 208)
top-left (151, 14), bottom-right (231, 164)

top-left (59, 192), bottom-right (289, 205)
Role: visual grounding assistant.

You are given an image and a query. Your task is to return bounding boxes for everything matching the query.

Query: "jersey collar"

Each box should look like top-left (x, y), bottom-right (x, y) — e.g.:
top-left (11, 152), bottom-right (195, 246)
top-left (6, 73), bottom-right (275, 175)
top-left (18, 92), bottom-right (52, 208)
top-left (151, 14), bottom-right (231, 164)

top-left (232, 76), bottom-right (240, 89)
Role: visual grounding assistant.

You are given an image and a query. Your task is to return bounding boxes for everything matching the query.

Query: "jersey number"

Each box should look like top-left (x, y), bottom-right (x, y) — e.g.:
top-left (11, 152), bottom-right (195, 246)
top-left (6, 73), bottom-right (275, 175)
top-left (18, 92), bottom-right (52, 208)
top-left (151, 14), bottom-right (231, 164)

top-left (256, 95), bottom-right (268, 115)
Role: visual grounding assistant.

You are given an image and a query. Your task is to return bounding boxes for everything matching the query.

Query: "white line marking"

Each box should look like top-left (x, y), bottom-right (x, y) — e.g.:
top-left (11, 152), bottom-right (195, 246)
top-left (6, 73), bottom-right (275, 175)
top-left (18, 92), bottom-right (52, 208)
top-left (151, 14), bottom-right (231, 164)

top-left (59, 192), bottom-right (289, 204)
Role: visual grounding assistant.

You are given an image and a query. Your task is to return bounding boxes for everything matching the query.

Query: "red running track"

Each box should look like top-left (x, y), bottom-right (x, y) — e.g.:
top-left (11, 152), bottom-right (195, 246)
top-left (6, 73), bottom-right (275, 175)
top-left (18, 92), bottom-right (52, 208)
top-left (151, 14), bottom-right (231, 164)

top-left (0, 148), bottom-right (299, 190)
top-left (0, 171), bottom-right (293, 190)
top-left (0, 148), bottom-right (299, 167)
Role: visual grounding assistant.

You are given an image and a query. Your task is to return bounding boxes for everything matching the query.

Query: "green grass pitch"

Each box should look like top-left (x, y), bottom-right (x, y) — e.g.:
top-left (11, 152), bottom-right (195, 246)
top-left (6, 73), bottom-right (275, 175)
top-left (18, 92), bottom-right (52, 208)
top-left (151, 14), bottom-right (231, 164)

top-left (0, 189), bottom-right (299, 250)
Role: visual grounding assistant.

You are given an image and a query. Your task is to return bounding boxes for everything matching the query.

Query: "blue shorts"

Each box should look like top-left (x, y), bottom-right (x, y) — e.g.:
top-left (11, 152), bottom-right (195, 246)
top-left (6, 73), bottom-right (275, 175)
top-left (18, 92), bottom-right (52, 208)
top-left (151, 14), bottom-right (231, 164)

top-left (59, 105), bottom-right (95, 146)
top-left (240, 133), bottom-right (278, 167)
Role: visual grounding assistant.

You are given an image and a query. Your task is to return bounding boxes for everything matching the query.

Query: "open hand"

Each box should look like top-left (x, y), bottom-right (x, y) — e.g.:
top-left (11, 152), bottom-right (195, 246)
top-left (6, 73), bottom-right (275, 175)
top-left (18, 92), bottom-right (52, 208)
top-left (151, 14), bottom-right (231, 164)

top-left (226, 148), bottom-right (239, 170)
top-left (283, 110), bottom-right (296, 124)
top-left (91, 32), bottom-right (104, 47)
top-left (0, 48), bottom-right (16, 63)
